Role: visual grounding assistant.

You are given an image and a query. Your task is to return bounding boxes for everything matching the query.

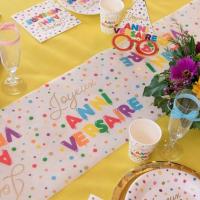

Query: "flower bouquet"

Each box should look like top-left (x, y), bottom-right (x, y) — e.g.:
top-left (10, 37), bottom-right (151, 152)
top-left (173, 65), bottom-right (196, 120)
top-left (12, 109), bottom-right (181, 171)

top-left (143, 27), bottom-right (200, 129)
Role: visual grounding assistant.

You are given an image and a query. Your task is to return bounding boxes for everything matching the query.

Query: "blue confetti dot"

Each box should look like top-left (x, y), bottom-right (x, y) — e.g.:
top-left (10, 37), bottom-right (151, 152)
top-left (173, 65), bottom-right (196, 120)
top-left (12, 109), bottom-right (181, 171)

top-left (69, 156), bottom-right (74, 160)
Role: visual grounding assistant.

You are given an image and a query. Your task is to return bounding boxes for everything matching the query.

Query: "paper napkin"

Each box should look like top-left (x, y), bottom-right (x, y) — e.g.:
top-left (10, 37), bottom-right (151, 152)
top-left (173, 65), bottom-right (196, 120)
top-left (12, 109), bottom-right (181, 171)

top-left (12, 0), bottom-right (81, 42)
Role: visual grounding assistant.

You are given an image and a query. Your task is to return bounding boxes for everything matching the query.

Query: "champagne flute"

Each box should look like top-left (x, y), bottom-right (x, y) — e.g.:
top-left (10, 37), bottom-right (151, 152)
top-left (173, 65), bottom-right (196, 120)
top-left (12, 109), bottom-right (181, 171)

top-left (161, 89), bottom-right (200, 161)
top-left (0, 23), bottom-right (25, 95)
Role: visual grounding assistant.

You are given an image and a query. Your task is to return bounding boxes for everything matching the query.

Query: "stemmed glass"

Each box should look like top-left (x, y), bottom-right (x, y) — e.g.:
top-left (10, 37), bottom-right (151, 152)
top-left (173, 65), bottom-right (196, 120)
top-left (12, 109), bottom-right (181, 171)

top-left (0, 23), bottom-right (25, 95)
top-left (161, 89), bottom-right (200, 161)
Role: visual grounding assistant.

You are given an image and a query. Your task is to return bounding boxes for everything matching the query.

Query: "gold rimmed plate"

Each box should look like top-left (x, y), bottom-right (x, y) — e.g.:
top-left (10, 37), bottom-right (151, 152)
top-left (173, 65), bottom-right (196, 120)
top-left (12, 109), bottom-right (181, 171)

top-left (112, 161), bottom-right (200, 200)
top-left (57, 0), bottom-right (100, 15)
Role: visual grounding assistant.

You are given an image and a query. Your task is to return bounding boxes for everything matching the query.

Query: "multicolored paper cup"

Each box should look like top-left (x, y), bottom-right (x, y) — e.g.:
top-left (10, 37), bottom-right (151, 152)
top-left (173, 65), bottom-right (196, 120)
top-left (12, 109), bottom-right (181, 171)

top-left (128, 118), bottom-right (162, 163)
top-left (99, 0), bottom-right (124, 34)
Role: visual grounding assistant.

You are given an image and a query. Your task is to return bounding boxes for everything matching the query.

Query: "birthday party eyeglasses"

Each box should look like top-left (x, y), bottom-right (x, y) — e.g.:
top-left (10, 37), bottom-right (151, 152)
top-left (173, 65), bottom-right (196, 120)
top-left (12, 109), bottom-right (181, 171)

top-left (112, 33), bottom-right (159, 56)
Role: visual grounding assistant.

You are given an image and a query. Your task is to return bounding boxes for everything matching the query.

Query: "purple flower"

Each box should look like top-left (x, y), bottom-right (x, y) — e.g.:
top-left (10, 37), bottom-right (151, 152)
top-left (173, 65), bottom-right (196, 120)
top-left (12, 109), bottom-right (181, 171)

top-left (170, 57), bottom-right (199, 81)
top-left (196, 42), bottom-right (200, 54)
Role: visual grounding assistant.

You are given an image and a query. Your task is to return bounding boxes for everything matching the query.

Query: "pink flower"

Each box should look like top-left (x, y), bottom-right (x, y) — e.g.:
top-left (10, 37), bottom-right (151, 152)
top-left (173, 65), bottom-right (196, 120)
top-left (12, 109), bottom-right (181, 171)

top-left (170, 57), bottom-right (199, 81)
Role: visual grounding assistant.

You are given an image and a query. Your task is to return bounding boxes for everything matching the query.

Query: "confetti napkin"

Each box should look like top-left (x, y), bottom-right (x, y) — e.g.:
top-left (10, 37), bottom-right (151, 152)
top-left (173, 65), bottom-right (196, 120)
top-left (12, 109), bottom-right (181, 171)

top-left (12, 0), bottom-right (81, 42)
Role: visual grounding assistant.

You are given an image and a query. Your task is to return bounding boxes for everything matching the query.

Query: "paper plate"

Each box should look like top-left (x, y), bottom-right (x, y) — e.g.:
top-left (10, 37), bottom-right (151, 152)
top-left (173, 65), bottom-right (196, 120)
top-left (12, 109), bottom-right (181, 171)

top-left (58, 0), bottom-right (100, 15)
top-left (112, 161), bottom-right (200, 200)
top-left (125, 168), bottom-right (200, 200)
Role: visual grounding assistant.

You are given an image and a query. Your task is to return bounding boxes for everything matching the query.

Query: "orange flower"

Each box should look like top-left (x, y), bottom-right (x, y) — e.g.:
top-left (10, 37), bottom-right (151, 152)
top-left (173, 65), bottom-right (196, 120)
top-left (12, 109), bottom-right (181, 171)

top-left (192, 77), bottom-right (200, 98)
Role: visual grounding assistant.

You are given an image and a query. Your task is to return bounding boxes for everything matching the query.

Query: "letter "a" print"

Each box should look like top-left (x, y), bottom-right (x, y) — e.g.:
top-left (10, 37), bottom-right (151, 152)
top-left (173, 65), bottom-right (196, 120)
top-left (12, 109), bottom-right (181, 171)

top-left (0, 150), bottom-right (12, 166)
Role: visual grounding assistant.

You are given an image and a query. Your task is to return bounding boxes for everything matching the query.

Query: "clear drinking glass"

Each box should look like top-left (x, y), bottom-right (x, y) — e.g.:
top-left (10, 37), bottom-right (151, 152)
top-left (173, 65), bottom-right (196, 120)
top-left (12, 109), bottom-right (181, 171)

top-left (161, 89), bottom-right (199, 161)
top-left (0, 23), bottom-right (25, 95)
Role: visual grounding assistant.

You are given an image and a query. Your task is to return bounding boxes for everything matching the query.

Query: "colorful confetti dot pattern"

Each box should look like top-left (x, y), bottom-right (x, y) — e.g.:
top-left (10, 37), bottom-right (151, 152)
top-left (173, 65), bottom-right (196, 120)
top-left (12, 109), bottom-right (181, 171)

top-left (58, 0), bottom-right (100, 15)
top-left (119, 0), bottom-right (154, 34)
top-left (125, 168), bottom-right (200, 200)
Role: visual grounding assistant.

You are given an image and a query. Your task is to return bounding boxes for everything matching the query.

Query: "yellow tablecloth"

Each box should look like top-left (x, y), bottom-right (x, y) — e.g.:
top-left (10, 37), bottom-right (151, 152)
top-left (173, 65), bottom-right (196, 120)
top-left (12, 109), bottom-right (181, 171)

top-left (1, 0), bottom-right (200, 200)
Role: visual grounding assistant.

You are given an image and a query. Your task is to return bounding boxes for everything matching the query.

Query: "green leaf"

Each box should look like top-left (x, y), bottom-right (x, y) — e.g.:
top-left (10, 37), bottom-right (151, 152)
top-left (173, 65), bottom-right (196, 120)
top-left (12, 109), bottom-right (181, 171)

top-left (191, 121), bottom-right (200, 129)
top-left (169, 60), bottom-right (176, 67)
top-left (143, 75), bottom-right (168, 97)
top-left (173, 48), bottom-right (184, 58)
top-left (188, 36), bottom-right (196, 55)
top-left (193, 55), bottom-right (200, 62)
top-left (154, 97), bottom-right (170, 114)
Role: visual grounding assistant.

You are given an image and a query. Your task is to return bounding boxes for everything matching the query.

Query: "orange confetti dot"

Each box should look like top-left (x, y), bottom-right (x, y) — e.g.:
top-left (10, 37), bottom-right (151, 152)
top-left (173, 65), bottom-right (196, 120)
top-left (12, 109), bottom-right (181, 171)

top-left (31, 140), bottom-right (36, 144)
top-left (48, 152), bottom-right (53, 156)
top-left (52, 123), bottom-right (57, 127)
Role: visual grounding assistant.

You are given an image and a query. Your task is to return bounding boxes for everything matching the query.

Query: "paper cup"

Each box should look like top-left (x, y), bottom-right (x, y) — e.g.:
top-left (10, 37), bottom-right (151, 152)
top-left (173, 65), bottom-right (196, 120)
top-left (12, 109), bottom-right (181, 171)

top-left (128, 118), bottom-right (162, 163)
top-left (99, 0), bottom-right (124, 34)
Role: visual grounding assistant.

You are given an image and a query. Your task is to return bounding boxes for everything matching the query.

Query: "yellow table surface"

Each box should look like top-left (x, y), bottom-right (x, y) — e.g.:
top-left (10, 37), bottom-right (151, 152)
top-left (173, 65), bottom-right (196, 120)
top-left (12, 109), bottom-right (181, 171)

top-left (1, 0), bottom-right (200, 200)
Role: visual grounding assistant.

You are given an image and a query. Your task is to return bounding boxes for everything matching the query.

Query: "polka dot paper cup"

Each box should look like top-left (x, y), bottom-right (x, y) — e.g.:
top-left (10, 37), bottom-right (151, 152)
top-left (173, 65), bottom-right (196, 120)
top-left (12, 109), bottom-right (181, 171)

top-left (99, 0), bottom-right (124, 34)
top-left (128, 118), bottom-right (162, 163)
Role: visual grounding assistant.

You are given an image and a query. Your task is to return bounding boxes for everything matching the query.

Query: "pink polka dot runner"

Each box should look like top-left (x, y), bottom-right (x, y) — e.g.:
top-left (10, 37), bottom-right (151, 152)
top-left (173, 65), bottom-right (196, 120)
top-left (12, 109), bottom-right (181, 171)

top-left (1, 0), bottom-right (200, 199)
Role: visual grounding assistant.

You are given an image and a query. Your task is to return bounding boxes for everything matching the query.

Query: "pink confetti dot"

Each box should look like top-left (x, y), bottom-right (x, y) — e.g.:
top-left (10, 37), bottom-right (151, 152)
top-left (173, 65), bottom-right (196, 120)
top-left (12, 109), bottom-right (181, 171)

top-left (32, 164), bottom-right (37, 168)
top-left (43, 113), bottom-right (47, 118)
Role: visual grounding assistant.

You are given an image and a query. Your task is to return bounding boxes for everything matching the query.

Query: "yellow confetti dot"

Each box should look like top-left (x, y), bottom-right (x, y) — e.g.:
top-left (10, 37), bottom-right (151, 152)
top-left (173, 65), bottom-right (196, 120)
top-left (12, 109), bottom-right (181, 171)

top-left (157, 170), bottom-right (163, 175)
top-left (116, 84), bottom-right (120, 88)
top-left (35, 144), bottom-right (41, 149)
top-left (118, 129), bottom-right (123, 134)
top-left (59, 147), bottom-right (65, 152)
top-left (136, 67), bottom-right (142, 71)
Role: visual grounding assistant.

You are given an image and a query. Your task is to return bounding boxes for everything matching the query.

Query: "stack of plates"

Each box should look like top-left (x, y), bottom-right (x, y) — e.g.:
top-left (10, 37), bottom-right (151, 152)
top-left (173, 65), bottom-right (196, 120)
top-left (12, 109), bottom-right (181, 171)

top-left (57, 0), bottom-right (100, 15)
top-left (112, 161), bottom-right (200, 200)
